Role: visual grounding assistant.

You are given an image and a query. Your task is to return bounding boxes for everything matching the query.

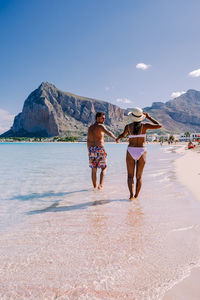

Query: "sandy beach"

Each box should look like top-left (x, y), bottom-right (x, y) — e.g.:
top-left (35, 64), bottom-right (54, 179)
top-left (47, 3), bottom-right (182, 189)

top-left (163, 144), bottom-right (200, 299)
top-left (175, 145), bottom-right (200, 202)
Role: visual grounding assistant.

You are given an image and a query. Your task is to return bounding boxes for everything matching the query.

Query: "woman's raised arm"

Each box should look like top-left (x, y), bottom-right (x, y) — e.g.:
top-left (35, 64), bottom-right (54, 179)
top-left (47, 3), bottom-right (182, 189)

top-left (143, 112), bottom-right (162, 129)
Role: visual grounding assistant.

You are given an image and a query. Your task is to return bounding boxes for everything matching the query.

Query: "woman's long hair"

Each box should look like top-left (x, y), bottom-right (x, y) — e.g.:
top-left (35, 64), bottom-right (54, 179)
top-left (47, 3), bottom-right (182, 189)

top-left (133, 121), bottom-right (141, 134)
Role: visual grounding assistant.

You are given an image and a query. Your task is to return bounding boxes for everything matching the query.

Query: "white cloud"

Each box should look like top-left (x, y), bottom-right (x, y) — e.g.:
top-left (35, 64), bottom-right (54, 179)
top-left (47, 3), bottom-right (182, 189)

top-left (188, 68), bottom-right (200, 77)
top-left (116, 98), bottom-right (132, 104)
top-left (0, 109), bottom-right (15, 134)
top-left (105, 86), bottom-right (110, 91)
top-left (136, 63), bottom-right (151, 70)
top-left (171, 91), bottom-right (186, 98)
top-left (105, 85), bottom-right (114, 92)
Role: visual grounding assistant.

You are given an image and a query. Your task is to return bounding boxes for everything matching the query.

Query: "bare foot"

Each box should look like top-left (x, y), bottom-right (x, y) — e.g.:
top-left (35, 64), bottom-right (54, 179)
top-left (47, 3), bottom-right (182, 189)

top-left (129, 195), bottom-right (135, 201)
top-left (98, 184), bottom-right (103, 190)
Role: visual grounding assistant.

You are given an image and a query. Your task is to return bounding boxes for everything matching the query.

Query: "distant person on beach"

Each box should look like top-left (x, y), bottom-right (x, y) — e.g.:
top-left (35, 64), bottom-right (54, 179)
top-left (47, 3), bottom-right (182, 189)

top-left (87, 112), bottom-right (116, 190)
top-left (116, 107), bottom-right (162, 200)
top-left (188, 141), bottom-right (195, 149)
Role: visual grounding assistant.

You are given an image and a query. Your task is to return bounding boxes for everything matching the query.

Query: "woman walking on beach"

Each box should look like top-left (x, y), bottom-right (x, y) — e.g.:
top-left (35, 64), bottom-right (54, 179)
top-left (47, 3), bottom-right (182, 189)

top-left (116, 107), bottom-right (162, 200)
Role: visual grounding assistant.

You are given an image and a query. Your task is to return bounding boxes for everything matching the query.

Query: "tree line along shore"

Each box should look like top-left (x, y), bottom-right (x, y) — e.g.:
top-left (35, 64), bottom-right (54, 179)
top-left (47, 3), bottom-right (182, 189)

top-left (0, 131), bottom-right (199, 143)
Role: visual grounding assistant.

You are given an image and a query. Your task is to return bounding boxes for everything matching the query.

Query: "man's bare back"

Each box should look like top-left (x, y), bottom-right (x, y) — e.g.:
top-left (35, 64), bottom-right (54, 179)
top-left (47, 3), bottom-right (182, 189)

top-left (87, 123), bottom-right (112, 149)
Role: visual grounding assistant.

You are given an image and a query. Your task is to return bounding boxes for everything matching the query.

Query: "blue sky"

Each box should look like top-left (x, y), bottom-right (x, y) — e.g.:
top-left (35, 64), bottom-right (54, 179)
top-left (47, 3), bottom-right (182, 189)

top-left (1, 0), bottom-right (200, 132)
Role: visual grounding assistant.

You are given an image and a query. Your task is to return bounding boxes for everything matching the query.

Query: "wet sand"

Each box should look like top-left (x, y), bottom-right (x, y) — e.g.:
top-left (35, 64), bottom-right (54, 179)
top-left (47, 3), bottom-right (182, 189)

top-left (163, 268), bottom-right (200, 300)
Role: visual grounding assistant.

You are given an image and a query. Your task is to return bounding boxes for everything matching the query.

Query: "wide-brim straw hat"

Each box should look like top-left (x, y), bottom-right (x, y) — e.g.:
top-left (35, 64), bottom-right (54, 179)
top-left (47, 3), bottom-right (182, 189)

top-left (128, 107), bottom-right (146, 122)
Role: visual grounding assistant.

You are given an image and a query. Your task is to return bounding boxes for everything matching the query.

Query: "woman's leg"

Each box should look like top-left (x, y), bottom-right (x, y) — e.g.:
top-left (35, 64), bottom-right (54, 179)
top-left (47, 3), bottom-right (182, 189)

top-left (135, 152), bottom-right (146, 198)
top-left (126, 151), bottom-right (136, 200)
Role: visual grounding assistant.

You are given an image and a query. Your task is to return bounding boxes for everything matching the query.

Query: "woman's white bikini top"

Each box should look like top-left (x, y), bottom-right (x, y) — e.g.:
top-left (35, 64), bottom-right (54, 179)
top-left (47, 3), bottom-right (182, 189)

top-left (128, 124), bottom-right (146, 139)
top-left (128, 134), bottom-right (146, 138)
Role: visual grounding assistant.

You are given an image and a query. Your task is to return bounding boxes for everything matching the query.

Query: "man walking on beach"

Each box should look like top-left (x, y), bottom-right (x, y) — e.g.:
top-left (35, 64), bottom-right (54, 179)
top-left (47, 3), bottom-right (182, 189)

top-left (87, 112), bottom-right (116, 190)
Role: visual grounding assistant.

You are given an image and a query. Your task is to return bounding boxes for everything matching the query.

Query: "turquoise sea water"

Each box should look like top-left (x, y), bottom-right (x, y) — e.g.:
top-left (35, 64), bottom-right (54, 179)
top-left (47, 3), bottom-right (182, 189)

top-left (0, 142), bottom-right (200, 299)
top-left (0, 143), bottom-right (174, 232)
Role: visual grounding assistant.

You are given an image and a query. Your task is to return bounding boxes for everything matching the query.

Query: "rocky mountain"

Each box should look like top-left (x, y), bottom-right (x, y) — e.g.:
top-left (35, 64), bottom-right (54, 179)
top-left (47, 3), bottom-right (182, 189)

top-left (2, 82), bottom-right (124, 137)
top-left (142, 89), bottom-right (200, 133)
top-left (1, 83), bottom-right (200, 137)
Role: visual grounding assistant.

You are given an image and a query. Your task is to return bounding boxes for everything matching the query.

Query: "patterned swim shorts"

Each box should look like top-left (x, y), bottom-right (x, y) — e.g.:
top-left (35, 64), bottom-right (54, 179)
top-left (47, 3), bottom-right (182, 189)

top-left (89, 146), bottom-right (107, 169)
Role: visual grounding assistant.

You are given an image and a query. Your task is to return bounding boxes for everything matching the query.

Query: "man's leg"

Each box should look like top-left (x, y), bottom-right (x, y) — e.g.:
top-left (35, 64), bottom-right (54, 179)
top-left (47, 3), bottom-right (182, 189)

top-left (91, 168), bottom-right (97, 188)
top-left (98, 166), bottom-right (107, 190)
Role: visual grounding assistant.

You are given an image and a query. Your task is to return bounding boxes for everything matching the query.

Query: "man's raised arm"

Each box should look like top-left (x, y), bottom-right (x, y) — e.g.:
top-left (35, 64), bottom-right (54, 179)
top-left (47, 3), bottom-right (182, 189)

top-left (101, 125), bottom-right (116, 141)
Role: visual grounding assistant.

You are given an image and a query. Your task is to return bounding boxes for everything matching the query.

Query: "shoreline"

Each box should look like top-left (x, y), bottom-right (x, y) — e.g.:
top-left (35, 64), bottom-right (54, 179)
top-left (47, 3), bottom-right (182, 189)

top-left (175, 146), bottom-right (200, 202)
top-left (163, 267), bottom-right (200, 300)
top-left (163, 145), bottom-right (200, 299)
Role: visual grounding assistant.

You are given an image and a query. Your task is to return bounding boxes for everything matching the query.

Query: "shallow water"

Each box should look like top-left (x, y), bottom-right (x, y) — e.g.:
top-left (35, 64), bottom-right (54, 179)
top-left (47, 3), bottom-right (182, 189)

top-left (0, 143), bottom-right (200, 299)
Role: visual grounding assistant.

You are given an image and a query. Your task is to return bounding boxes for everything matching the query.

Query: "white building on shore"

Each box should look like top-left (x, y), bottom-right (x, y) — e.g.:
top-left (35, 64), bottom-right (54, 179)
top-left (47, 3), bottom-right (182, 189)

top-left (179, 132), bottom-right (200, 142)
top-left (190, 133), bottom-right (200, 141)
top-left (146, 133), bottom-right (170, 142)
top-left (146, 132), bottom-right (200, 142)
